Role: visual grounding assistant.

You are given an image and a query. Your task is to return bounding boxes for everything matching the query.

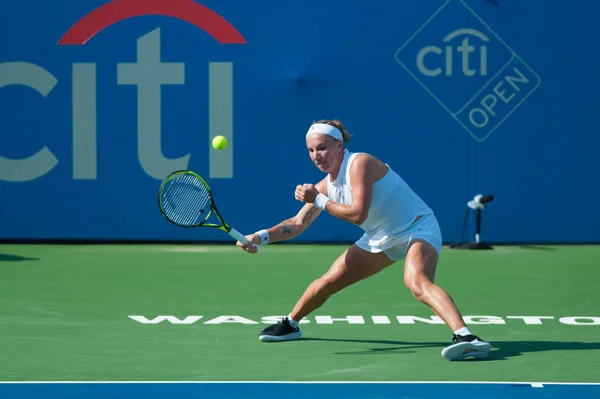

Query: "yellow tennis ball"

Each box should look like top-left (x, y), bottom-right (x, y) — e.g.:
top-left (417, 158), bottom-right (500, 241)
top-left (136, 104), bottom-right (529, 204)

top-left (212, 135), bottom-right (227, 150)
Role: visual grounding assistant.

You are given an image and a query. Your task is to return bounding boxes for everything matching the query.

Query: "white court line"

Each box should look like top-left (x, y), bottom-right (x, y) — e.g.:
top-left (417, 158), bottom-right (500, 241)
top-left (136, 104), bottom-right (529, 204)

top-left (0, 381), bottom-right (599, 385)
top-left (531, 383), bottom-right (544, 388)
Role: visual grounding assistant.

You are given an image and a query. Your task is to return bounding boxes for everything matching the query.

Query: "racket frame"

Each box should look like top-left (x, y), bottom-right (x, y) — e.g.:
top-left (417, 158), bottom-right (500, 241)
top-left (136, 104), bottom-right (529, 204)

top-left (157, 170), bottom-right (251, 245)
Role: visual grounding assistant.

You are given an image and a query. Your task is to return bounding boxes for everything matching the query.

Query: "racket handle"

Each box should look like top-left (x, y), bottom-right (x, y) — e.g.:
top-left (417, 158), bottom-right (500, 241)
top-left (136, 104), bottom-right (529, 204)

top-left (228, 227), bottom-right (260, 251)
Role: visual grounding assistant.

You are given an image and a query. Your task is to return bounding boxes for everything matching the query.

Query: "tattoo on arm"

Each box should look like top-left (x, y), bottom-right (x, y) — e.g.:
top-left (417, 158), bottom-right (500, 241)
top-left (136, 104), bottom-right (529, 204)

top-left (281, 223), bottom-right (292, 236)
top-left (303, 207), bottom-right (319, 224)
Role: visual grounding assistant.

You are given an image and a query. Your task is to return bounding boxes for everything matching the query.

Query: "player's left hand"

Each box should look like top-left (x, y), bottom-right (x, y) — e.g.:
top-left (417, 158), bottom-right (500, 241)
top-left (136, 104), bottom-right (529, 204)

top-left (236, 234), bottom-right (260, 254)
top-left (295, 184), bottom-right (319, 203)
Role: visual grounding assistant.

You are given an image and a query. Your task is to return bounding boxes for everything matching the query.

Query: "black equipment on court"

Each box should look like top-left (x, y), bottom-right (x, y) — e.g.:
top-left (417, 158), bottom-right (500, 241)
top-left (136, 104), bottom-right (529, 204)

top-left (449, 194), bottom-right (495, 250)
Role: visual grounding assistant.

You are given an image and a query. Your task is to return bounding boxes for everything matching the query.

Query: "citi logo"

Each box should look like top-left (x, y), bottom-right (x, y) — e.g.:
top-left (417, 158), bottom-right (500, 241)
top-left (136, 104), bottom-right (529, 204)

top-left (417, 29), bottom-right (488, 77)
top-left (393, 0), bottom-right (541, 142)
top-left (0, 0), bottom-right (245, 182)
top-left (58, 0), bottom-right (245, 45)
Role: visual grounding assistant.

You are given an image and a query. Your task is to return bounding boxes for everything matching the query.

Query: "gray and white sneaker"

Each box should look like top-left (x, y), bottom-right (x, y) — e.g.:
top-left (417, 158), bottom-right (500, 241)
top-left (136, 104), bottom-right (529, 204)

top-left (259, 317), bottom-right (302, 342)
top-left (441, 334), bottom-right (491, 360)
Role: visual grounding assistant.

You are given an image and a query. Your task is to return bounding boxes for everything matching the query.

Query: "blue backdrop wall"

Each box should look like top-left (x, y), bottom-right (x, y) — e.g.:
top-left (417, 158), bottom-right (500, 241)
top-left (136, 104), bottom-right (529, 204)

top-left (1, 0), bottom-right (598, 243)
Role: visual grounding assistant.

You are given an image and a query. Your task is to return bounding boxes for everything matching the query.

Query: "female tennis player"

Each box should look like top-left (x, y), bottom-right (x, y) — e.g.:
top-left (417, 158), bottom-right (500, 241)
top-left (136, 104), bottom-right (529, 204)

top-left (236, 119), bottom-right (491, 361)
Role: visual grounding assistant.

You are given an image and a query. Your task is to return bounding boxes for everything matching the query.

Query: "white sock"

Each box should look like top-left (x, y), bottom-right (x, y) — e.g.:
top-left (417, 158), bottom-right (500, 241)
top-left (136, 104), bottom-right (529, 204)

top-left (453, 327), bottom-right (472, 336)
top-left (287, 315), bottom-right (299, 328)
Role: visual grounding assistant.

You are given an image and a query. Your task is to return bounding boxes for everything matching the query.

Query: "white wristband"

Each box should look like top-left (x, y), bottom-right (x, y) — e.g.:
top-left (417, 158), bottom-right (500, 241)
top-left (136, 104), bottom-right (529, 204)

top-left (314, 193), bottom-right (330, 210)
top-left (255, 229), bottom-right (269, 245)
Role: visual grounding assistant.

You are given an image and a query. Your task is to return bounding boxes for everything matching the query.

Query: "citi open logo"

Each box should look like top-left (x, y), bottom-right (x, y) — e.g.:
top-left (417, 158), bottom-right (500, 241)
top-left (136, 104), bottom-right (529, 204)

top-left (394, 0), bottom-right (541, 142)
top-left (0, 0), bottom-right (244, 182)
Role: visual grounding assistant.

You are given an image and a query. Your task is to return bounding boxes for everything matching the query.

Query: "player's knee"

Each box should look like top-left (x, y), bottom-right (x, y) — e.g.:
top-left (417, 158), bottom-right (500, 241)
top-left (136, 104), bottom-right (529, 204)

top-left (404, 276), bottom-right (430, 301)
top-left (314, 275), bottom-right (343, 297)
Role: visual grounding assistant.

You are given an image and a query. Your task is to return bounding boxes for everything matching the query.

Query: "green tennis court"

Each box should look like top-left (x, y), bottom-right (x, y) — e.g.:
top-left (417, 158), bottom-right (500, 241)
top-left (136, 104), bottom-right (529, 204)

top-left (1, 243), bottom-right (599, 383)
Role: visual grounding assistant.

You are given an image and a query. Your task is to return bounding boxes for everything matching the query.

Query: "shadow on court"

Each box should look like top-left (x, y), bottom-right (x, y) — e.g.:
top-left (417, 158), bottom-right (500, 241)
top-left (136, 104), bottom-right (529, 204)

top-left (0, 253), bottom-right (40, 262)
top-left (301, 337), bottom-right (448, 356)
top-left (490, 341), bottom-right (600, 360)
top-left (518, 245), bottom-right (557, 251)
top-left (300, 338), bottom-right (600, 360)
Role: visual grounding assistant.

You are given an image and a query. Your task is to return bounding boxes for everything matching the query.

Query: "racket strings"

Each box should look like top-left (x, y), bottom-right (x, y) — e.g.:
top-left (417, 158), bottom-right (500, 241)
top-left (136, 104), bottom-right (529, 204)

top-left (170, 180), bottom-right (209, 223)
top-left (161, 174), bottom-right (212, 227)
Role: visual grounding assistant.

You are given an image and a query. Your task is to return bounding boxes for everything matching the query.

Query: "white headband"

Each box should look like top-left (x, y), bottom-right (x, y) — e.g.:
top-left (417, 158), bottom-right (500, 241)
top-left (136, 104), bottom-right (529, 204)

top-left (306, 123), bottom-right (343, 141)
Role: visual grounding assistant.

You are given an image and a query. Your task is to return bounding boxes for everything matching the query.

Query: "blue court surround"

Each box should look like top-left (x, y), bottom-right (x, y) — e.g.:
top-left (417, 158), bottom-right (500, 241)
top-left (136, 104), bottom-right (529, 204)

top-left (1, 382), bottom-right (599, 399)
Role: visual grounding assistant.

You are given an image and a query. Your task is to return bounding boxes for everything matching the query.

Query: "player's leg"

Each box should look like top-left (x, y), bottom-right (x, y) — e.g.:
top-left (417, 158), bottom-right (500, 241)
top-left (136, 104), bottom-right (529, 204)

top-left (290, 244), bottom-right (394, 320)
top-left (403, 238), bottom-right (465, 329)
top-left (258, 244), bottom-right (395, 342)
top-left (403, 237), bottom-right (491, 360)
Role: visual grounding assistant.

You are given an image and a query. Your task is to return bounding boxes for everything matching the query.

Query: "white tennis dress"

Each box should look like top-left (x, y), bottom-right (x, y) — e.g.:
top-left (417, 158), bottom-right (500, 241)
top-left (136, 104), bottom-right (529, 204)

top-left (326, 150), bottom-right (442, 260)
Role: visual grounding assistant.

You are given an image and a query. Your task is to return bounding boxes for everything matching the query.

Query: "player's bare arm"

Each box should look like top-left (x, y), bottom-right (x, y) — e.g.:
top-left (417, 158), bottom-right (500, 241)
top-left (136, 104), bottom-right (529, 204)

top-left (267, 202), bottom-right (322, 243)
top-left (238, 177), bottom-right (327, 252)
top-left (323, 154), bottom-right (377, 225)
top-left (267, 177), bottom-right (326, 242)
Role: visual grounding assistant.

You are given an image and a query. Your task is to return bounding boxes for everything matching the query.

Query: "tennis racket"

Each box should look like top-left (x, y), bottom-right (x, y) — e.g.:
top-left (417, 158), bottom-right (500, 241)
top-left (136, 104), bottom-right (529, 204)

top-left (157, 170), bottom-right (252, 245)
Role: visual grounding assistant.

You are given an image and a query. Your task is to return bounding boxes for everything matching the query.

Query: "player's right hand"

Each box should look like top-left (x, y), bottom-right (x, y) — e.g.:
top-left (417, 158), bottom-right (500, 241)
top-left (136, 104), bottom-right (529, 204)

top-left (236, 234), bottom-right (260, 254)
